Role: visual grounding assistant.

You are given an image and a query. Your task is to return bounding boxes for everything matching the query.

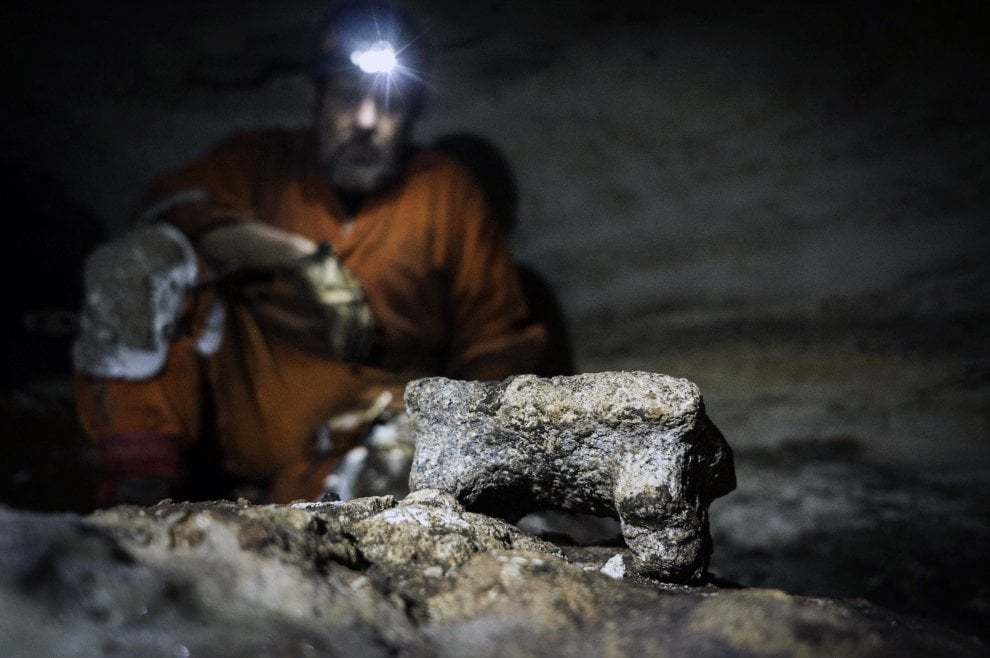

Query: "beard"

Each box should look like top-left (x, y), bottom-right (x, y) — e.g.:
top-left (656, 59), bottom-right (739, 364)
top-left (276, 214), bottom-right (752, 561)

top-left (321, 138), bottom-right (400, 193)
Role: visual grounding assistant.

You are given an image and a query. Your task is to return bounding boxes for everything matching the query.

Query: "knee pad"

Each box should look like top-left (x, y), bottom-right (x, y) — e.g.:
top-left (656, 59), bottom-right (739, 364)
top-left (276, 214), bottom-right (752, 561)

top-left (74, 224), bottom-right (198, 379)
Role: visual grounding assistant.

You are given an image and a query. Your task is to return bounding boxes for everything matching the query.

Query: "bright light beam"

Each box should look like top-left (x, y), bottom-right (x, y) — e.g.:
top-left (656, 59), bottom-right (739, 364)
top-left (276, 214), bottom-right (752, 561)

top-left (350, 41), bottom-right (398, 75)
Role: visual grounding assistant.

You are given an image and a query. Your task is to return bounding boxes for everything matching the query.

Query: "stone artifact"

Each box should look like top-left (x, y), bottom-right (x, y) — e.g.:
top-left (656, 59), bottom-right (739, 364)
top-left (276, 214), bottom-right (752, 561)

top-left (407, 371), bottom-right (736, 581)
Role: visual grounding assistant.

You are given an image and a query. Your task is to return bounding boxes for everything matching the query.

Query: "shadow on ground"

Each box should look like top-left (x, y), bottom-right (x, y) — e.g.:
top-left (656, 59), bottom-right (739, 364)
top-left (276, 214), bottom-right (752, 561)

top-left (709, 438), bottom-right (990, 640)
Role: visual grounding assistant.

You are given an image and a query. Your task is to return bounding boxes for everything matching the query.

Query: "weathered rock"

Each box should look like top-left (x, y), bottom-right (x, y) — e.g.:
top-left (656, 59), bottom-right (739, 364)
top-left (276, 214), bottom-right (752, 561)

top-left (0, 504), bottom-right (416, 657)
top-left (0, 501), bottom-right (983, 658)
top-left (92, 492), bottom-right (560, 626)
top-left (350, 488), bottom-right (561, 608)
top-left (354, 489), bottom-right (559, 570)
top-left (406, 372), bottom-right (736, 581)
top-left (88, 498), bottom-right (423, 654)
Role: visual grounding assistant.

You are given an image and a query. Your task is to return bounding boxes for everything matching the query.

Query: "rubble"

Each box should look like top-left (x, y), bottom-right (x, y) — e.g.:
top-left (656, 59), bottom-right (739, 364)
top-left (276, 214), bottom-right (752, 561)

top-left (407, 372), bottom-right (736, 581)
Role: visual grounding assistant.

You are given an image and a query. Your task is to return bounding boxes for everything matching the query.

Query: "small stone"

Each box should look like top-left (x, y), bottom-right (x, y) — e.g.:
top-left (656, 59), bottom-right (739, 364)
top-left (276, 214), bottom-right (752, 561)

top-left (600, 554), bottom-right (626, 580)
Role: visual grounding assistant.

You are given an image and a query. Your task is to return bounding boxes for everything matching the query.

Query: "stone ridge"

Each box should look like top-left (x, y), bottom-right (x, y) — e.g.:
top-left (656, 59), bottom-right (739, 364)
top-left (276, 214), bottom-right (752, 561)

top-left (406, 372), bottom-right (736, 582)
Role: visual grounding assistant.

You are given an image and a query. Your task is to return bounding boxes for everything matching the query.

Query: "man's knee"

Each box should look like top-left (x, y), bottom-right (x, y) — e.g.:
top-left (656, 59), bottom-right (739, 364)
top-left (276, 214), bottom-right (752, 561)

top-left (73, 224), bottom-right (198, 380)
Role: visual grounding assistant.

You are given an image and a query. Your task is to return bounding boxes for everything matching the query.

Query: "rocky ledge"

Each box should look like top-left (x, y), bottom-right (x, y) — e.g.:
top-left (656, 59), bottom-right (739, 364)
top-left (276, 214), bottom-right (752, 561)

top-left (0, 495), bottom-right (982, 657)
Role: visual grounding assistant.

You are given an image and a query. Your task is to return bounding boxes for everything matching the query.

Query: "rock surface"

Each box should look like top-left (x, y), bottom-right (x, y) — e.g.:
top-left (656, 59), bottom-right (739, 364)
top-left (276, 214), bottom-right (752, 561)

top-left (407, 372), bottom-right (736, 581)
top-left (0, 499), bottom-right (983, 658)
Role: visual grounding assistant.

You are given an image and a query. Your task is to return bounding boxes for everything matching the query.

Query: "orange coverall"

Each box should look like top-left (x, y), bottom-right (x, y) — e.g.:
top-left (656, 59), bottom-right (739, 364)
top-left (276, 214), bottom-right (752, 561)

top-left (75, 129), bottom-right (547, 502)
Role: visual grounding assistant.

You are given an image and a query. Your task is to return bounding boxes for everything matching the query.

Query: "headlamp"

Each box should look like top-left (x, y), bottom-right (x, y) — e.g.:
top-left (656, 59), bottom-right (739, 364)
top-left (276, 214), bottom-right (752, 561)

top-left (312, 2), bottom-right (428, 93)
top-left (349, 41), bottom-right (399, 75)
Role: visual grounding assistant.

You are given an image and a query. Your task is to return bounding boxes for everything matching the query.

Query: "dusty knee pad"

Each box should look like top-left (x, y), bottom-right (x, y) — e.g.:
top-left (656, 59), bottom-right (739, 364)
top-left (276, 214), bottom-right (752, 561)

top-left (74, 224), bottom-right (198, 379)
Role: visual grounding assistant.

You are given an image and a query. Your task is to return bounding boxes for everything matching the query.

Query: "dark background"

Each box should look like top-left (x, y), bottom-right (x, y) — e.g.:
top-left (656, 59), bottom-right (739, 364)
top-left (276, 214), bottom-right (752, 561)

top-left (1, 0), bottom-right (988, 639)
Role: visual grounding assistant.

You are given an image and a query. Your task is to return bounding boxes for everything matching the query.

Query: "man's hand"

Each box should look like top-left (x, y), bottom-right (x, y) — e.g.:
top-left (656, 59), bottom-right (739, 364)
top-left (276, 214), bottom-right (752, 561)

top-left (197, 222), bottom-right (376, 362)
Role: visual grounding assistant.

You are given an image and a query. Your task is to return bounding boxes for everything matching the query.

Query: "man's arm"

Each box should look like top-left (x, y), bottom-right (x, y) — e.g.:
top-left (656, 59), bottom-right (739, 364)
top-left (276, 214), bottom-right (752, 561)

top-left (142, 131), bottom-right (375, 362)
top-left (75, 132), bottom-right (276, 506)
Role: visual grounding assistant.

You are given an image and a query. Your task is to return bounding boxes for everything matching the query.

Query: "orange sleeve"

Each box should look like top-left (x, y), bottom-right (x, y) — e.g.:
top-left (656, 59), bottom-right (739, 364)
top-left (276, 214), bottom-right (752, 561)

top-left (439, 166), bottom-right (548, 380)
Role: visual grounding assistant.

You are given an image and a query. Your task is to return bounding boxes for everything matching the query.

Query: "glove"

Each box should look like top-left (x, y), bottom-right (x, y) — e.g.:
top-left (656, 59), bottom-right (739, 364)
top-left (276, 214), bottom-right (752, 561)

top-left (74, 224), bottom-right (198, 380)
top-left (196, 222), bottom-right (376, 362)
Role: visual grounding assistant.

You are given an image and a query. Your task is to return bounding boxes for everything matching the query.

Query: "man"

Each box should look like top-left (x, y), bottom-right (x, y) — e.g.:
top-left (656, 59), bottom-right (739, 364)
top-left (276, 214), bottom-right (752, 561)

top-left (73, 2), bottom-right (547, 505)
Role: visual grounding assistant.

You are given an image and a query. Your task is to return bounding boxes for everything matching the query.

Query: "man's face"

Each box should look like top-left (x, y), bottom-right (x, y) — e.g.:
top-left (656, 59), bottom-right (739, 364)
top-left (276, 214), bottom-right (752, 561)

top-left (315, 74), bottom-right (413, 194)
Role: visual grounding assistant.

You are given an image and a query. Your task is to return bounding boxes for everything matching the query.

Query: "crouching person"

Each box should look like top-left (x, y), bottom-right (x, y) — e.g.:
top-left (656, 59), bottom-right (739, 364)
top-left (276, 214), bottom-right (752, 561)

top-left (74, 2), bottom-right (546, 506)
